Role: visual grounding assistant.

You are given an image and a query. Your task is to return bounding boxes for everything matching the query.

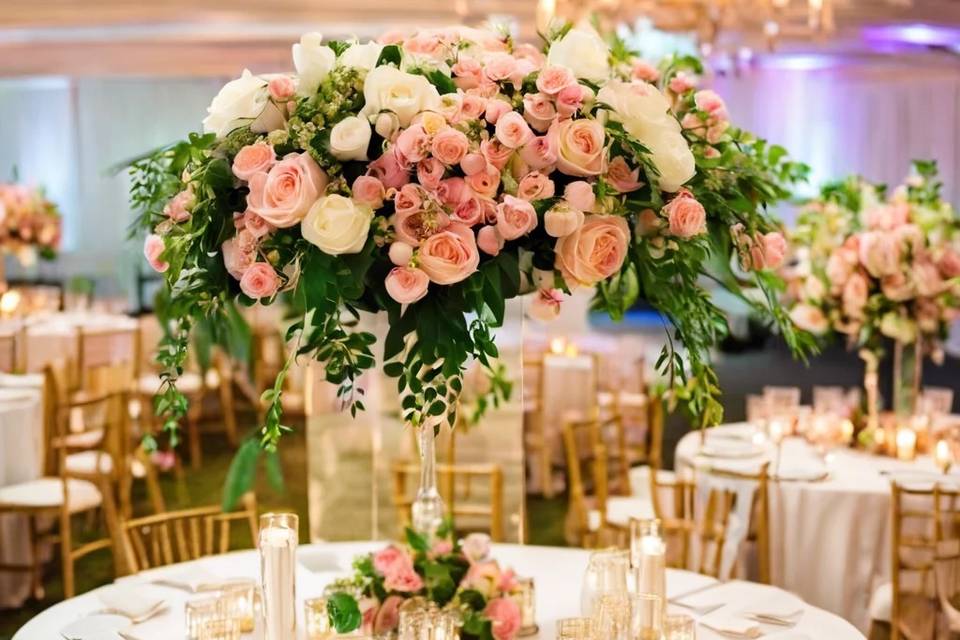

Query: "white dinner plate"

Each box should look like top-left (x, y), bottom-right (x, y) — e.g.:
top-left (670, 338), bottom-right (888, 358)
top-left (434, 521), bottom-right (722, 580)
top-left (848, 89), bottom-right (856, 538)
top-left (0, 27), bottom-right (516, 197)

top-left (60, 613), bottom-right (131, 639)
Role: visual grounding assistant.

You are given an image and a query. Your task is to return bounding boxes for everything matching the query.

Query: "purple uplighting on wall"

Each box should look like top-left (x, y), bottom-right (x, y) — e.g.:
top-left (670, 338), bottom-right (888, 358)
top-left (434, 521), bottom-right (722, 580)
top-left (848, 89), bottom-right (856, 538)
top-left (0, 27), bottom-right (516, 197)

top-left (861, 23), bottom-right (960, 49)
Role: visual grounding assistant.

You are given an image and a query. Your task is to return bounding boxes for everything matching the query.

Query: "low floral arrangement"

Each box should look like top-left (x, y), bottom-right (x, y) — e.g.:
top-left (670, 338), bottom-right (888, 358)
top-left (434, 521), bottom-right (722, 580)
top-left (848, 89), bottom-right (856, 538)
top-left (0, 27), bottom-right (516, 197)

top-left (130, 22), bottom-right (810, 456)
top-left (784, 161), bottom-right (960, 358)
top-left (325, 530), bottom-right (522, 639)
top-left (0, 182), bottom-right (62, 265)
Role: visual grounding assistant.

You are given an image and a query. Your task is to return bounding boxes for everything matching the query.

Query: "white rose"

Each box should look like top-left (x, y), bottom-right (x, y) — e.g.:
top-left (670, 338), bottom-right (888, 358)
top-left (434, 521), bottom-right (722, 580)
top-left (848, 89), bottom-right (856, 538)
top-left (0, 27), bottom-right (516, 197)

top-left (362, 66), bottom-right (441, 127)
top-left (339, 42), bottom-right (384, 70)
top-left (329, 116), bottom-right (372, 161)
top-left (598, 81), bottom-right (695, 192)
top-left (202, 69), bottom-right (272, 138)
top-left (546, 28), bottom-right (611, 83)
top-left (301, 194), bottom-right (373, 255)
top-left (293, 32), bottom-right (336, 96)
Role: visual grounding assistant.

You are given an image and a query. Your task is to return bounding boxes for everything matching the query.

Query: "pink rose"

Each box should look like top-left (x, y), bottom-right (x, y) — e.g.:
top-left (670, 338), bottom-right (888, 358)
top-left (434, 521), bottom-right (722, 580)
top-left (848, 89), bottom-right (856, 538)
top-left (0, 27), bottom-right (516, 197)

top-left (466, 167), bottom-right (501, 199)
top-left (394, 184), bottom-right (424, 215)
top-left (663, 191), bottom-right (707, 239)
top-left (554, 215), bottom-right (630, 286)
top-left (239, 262), bottom-right (279, 299)
top-left (460, 94), bottom-right (486, 121)
top-left (452, 57), bottom-right (484, 90)
top-left (385, 267), bottom-right (430, 304)
top-left (498, 568), bottom-right (518, 593)
top-left (939, 250), bottom-right (960, 278)
top-left (418, 222), bottom-right (480, 284)
top-left (881, 271), bottom-right (913, 302)
top-left (417, 158), bottom-right (445, 191)
top-left (163, 189), bottom-right (194, 223)
top-left (529, 288), bottom-right (563, 322)
top-left (373, 545), bottom-right (410, 576)
top-left (431, 540), bottom-right (454, 556)
top-left (384, 566), bottom-right (424, 593)
top-left (485, 99), bottom-right (512, 124)
top-left (462, 532), bottom-right (491, 562)
top-left (669, 71), bottom-right (697, 94)
top-left (454, 197), bottom-right (487, 226)
top-left (461, 152), bottom-right (488, 176)
top-left (549, 118), bottom-right (604, 177)
top-left (232, 143), bottom-right (276, 181)
top-left (481, 139), bottom-right (514, 171)
top-left (694, 89), bottom-right (726, 114)
top-left (495, 112), bottom-right (534, 149)
top-left (477, 225), bottom-right (504, 256)
top-left (842, 272), bottom-right (869, 318)
top-left (826, 249), bottom-right (856, 286)
top-left (222, 236), bottom-right (255, 279)
top-left (522, 93), bottom-right (556, 132)
top-left (606, 156), bottom-right (642, 193)
top-left (638, 209), bottom-right (662, 236)
top-left (247, 152), bottom-right (327, 228)
top-left (352, 175), bottom-right (386, 209)
top-left (437, 177), bottom-right (471, 208)
top-left (394, 210), bottom-right (450, 246)
top-left (143, 234), bottom-right (169, 273)
top-left (359, 597), bottom-right (378, 634)
top-left (865, 202), bottom-right (910, 230)
top-left (485, 597), bottom-right (522, 640)
top-left (388, 241), bottom-right (414, 266)
top-left (517, 171), bottom-right (555, 201)
top-left (368, 149), bottom-right (411, 189)
top-left (790, 304), bottom-right (829, 335)
top-left (544, 203), bottom-right (584, 238)
top-left (242, 210), bottom-right (274, 239)
top-left (431, 128), bottom-right (470, 165)
top-left (758, 232), bottom-right (787, 270)
top-left (484, 53), bottom-right (518, 83)
top-left (395, 124), bottom-right (431, 163)
top-left (563, 181), bottom-right (595, 212)
top-left (495, 195), bottom-right (538, 241)
top-left (914, 259), bottom-right (945, 297)
top-left (555, 84), bottom-right (585, 119)
top-left (373, 595), bottom-right (403, 634)
top-left (268, 76), bottom-right (296, 101)
top-left (519, 136), bottom-right (557, 171)
top-left (859, 231), bottom-right (902, 278)
top-left (632, 60), bottom-right (660, 82)
top-left (536, 65), bottom-right (576, 95)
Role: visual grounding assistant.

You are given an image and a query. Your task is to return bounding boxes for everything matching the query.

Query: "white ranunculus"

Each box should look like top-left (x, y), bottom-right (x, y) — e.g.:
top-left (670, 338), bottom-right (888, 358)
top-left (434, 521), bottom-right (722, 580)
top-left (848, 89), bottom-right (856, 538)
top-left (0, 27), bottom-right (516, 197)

top-left (301, 194), bottom-right (373, 255)
top-left (329, 116), bottom-right (372, 161)
top-left (339, 41), bottom-right (384, 70)
top-left (362, 65), bottom-right (442, 127)
top-left (597, 81), bottom-right (695, 192)
top-left (202, 69), bottom-right (271, 138)
top-left (293, 32), bottom-right (336, 96)
top-left (546, 28), bottom-right (611, 83)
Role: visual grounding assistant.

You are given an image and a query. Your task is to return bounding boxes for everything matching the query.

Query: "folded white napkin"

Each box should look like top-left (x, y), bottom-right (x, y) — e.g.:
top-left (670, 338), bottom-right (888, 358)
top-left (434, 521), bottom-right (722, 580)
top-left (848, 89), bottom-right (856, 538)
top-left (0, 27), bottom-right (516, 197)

top-left (0, 372), bottom-right (43, 388)
top-left (699, 612), bottom-right (762, 637)
top-left (98, 585), bottom-right (165, 618)
top-left (148, 568), bottom-right (226, 593)
top-left (700, 440), bottom-right (763, 458)
top-left (741, 591), bottom-right (805, 620)
top-left (667, 573), bottom-right (719, 601)
top-left (60, 613), bottom-right (130, 640)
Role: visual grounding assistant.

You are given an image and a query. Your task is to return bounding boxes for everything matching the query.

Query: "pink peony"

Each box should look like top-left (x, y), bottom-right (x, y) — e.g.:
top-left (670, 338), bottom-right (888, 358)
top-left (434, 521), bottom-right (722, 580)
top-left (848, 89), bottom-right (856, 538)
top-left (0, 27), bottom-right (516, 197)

top-left (563, 181), bottom-right (595, 212)
top-left (517, 171), bottom-right (555, 201)
top-left (606, 156), bottom-right (642, 193)
top-left (417, 158), bottom-right (445, 191)
top-left (495, 112), bottom-right (534, 149)
top-left (477, 225), bottom-right (504, 256)
top-left (418, 222), bottom-right (480, 284)
top-left (431, 128), bottom-right (470, 165)
top-left (528, 288), bottom-right (563, 322)
top-left (485, 597), bottom-right (522, 640)
top-left (143, 234), bottom-right (169, 273)
top-left (232, 143), bottom-right (276, 181)
top-left (395, 124), bottom-right (431, 163)
top-left (385, 267), bottom-right (430, 304)
top-left (163, 189), bottom-right (195, 223)
top-left (495, 195), bottom-right (538, 241)
top-left (352, 175), bottom-right (386, 209)
top-left (555, 215), bottom-right (630, 287)
top-left (548, 118), bottom-right (604, 177)
top-left (247, 152), bottom-right (327, 228)
top-left (663, 191), bottom-right (707, 239)
top-left (384, 566), bottom-right (424, 593)
top-left (239, 262), bottom-right (279, 299)
top-left (437, 177), bottom-right (471, 208)
top-left (368, 148), bottom-right (411, 189)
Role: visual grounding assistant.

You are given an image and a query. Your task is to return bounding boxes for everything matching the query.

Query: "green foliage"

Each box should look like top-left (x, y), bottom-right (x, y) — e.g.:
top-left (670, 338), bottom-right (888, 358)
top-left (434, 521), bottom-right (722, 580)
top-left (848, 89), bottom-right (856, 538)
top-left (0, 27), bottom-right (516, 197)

top-left (327, 592), bottom-right (362, 633)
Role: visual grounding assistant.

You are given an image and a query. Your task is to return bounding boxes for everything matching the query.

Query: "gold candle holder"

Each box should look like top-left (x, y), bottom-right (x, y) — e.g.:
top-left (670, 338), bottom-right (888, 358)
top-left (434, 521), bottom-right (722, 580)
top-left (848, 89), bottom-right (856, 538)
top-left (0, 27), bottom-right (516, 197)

top-left (513, 577), bottom-right (538, 637)
top-left (218, 579), bottom-right (257, 633)
top-left (197, 619), bottom-right (241, 640)
top-left (664, 613), bottom-right (696, 640)
top-left (304, 597), bottom-right (331, 639)
top-left (556, 617), bottom-right (595, 639)
top-left (185, 596), bottom-right (225, 640)
top-left (398, 604), bottom-right (459, 640)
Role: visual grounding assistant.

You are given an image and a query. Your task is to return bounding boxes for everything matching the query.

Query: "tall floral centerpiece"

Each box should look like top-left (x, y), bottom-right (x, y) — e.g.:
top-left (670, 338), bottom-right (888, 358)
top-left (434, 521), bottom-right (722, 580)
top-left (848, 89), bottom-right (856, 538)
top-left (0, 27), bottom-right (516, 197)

top-left (0, 182), bottom-right (62, 283)
top-left (131, 24), bottom-right (810, 519)
top-left (785, 161), bottom-right (960, 425)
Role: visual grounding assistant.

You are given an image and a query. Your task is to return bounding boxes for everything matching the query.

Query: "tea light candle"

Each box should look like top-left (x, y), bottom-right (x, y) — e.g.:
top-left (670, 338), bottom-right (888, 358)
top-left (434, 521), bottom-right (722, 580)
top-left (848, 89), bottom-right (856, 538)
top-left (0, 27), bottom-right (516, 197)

top-left (935, 439), bottom-right (953, 473)
top-left (549, 337), bottom-right (566, 355)
top-left (768, 418), bottom-right (787, 444)
top-left (896, 427), bottom-right (917, 461)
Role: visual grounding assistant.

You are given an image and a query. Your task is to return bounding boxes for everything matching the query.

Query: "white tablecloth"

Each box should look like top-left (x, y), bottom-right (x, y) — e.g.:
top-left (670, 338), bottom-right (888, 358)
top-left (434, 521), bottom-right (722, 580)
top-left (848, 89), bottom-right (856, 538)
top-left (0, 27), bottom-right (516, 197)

top-left (20, 312), bottom-right (138, 372)
top-left (676, 423), bottom-right (958, 632)
top-left (0, 385), bottom-right (45, 608)
top-left (14, 541), bottom-right (863, 639)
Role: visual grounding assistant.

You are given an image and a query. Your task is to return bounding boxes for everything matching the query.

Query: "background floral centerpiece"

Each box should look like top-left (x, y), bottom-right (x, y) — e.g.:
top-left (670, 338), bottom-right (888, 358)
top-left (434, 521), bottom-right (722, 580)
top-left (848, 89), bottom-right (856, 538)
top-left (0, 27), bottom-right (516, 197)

top-left (130, 22), bottom-right (811, 495)
top-left (784, 161), bottom-right (960, 418)
top-left (324, 530), bottom-right (521, 639)
top-left (0, 182), bottom-right (62, 267)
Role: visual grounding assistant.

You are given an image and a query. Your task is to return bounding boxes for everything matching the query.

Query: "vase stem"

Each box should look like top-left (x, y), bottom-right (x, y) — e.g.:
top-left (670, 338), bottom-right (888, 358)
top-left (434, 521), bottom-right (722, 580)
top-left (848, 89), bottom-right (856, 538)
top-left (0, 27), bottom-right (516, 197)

top-left (893, 338), bottom-right (923, 418)
top-left (860, 349), bottom-right (880, 433)
top-left (411, 422), bottom-right (445, 540)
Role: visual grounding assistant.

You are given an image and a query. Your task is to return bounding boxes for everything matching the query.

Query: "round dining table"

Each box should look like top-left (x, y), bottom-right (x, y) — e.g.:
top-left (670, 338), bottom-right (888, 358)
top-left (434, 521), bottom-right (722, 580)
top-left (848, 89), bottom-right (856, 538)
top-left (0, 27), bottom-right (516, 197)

top-left (15, 541), bottom-right (864, 639)
top-left (675, 422), bottom-right (960, 633)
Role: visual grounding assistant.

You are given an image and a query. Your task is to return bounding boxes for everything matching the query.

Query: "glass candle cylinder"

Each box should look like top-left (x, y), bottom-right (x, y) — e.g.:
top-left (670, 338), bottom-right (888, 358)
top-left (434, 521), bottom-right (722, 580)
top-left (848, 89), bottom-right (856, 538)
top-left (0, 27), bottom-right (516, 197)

top-left (896, 427), bottom-right (917, 461)
top-left (630, 593), bottom-right (664, 640)
top-left (630, 519), bottom-right (666, 621)
top-left (185, 596), bottom-right (223, 640)
top-left (259, 512), bottom-right (298, 640)
top-left (219, 579), bottom-right (256, 632)
top-left (303, 597), bottom-right (330, 639)
top-left (580, 549), bottom-right (629, 617)
top-left (935, 439), bottom-right (953, 473)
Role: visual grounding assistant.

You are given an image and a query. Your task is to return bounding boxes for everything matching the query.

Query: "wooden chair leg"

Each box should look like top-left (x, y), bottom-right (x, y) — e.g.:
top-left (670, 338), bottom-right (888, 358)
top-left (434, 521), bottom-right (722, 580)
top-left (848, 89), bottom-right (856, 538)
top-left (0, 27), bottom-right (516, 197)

top-left (28, 516), bottom-right (44, 600)
top-left (60, 507), bottom-right (74, 599)
top-left (138, 449), bottom-right (166, 515)
top-left (541, 443), bottom-right (553, 498)
top-left (218, 380), bottom-right (239, 448)
top-left (187, 403), bottom-right (202, 470)
top-left (96, 478), bottom-right (125, 579)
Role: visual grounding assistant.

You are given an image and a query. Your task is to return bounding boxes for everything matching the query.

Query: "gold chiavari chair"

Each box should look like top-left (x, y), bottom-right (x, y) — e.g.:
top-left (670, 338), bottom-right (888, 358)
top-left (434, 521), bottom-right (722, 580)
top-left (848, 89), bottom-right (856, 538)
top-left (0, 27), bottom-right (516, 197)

top-left (933, 539), bottom-right (960, 635)
top-left (120, 493), bottom-right (259, 573)
top-left (0, 330), bottom-right (17, 373)
top-left (869, 481), bottom-right (960, 640)
top-left (0, 370), bottom-right (122, 598)
top-left (704, 464), bottom-right (771, 584)
top-left (522, 352), bottom-right (550, 497)
top-left (390, 461), bottom-right (504, 541)
top-left (252, 327), bottom-right (306, 423)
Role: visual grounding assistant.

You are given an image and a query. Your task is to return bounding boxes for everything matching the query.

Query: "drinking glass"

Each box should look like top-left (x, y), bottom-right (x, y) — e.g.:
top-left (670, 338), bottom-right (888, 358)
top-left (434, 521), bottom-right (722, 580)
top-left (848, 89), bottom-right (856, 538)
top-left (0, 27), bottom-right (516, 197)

top-left (556, 617), bottom-right (595, 639)
top-left (629, 593), bottom-right (664, 640)
top-left (580, 549), bottom-right (629, 616)
top-left (664, 613), bottom-right (696, 640)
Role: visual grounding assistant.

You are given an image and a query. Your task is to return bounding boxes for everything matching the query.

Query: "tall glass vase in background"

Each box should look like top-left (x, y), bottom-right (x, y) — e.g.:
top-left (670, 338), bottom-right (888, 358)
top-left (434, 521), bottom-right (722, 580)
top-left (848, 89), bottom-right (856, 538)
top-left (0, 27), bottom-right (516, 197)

top-left (411, 421), bottom-right (445, 540)
top-left (259, 513), bottom-right (298, 640)
top-left (859, 349), bottom-right (880, 433)
top-left (892, 338), bottom-right (923, 419)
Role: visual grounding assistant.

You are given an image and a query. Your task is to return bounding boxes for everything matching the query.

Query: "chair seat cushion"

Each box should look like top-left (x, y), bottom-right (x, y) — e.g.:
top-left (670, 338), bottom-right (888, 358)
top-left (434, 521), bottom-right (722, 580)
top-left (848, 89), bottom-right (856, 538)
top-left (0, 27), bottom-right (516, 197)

top-left (869, 582), bottom-right (891, 622)
top-left (65, 451), bottom-right (146, 478)
top-left (0, 477), bottom-right (102, 511)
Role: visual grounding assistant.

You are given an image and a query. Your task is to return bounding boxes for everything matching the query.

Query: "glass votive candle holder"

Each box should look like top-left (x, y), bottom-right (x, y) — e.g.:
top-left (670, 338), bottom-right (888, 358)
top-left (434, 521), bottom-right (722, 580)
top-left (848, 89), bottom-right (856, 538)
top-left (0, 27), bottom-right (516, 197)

top-left (218, 579), bottom-right (257, 632)
top-left (664, 613), bottom-right (696, 640)
top-left (304, 597), bottom-right (330, 639)
top-left (512, 577), bottom-right (537, 636)
top-left (185, 596), bottom-right (225, 640)
top-left (197, 618), bottom-right (241, 640)
top-left (556, 617), bottom-right (595, 639)
top-left (629, 593), bottom-right (664, 640)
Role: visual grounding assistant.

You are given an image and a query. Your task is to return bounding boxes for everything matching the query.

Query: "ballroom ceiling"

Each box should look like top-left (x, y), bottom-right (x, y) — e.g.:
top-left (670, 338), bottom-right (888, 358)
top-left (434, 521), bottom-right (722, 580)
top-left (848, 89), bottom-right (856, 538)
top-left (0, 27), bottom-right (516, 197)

top-left (0, 0), bottom-right (957, 76)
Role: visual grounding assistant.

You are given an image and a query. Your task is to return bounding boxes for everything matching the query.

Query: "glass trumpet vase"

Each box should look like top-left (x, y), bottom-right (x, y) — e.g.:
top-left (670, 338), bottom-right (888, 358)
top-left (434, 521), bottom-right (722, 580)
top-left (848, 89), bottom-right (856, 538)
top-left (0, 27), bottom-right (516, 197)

top-left (411, 422), bottom-right (445, 540)
top-left (892, 338), bottom-right (923, 419)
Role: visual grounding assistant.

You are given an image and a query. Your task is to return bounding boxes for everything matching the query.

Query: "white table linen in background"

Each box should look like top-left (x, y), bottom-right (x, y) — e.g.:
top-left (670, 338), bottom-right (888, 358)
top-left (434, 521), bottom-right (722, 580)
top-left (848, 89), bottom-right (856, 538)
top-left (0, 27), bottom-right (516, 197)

top-left (675, 423), bottom-right (959, 632)
top-left (19, 312), bottom-right (138, 372)
top-left (0, 385), bottom-right (45, 608)
top-left (13, 542), bottom-right (864, 639)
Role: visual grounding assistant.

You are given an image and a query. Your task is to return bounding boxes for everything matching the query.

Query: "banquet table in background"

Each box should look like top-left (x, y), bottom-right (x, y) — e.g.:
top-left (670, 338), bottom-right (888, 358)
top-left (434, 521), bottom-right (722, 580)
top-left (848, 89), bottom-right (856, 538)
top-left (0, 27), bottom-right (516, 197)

top-left (675, 423), bottom-right (960, 632)
top-left (13, 541), bottom-right (865, 639)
